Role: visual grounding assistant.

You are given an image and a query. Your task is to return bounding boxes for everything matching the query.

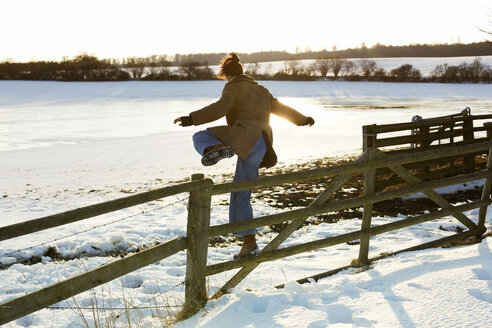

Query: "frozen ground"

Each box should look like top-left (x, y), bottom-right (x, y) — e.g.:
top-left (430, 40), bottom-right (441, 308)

top-left (0, 78), bottom-right (491, 327)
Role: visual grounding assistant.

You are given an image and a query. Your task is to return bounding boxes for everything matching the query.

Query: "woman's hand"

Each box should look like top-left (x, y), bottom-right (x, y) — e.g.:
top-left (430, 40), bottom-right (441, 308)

top-left (304, 116), bottom-right (315, 126)
top-left (174, 116), bottom-right (193, 127)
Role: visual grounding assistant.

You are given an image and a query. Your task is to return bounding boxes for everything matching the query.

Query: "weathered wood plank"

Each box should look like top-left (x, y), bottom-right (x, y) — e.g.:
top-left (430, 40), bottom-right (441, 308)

top-left (374, 149), bottom-right (487, 175)
top-left (211, 160), bottom-right (364, 195)
top-left (375, 128), bottom-right (472, 148)
top-left (0, 179), bottom-right (213, 242)
top-left (375, 160), bottom-right (487, 191)
top-left (377, 140), bottom-right (488, 156)
top-left (206, 200), bottom-right (487, 276)
top-left (210, 141), bottom-right (492, 196)
top-left (311, 152), bottom-right (368, 206)
top-left (373, 117), bottom-right (466, 133)
top-left (368, 141), bottom-right (491, 169)
top-left (209, 170), bottom-right (492, 237)
top-left (371, 114), bottom-right (492, 134)
top-left (386, 160), bottom-right (481, 233)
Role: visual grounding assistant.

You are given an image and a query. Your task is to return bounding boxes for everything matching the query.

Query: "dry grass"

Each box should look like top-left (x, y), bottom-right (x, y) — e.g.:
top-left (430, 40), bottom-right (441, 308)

top-left (70, 282), bottom-right (183, 328)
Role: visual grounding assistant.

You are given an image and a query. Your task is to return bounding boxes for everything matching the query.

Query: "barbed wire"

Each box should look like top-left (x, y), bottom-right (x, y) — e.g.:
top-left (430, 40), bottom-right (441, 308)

top-left (129, 280), bottom-right (185, 310)
top-left (45, 304), bottom-right (183, 310)
top-left (42, 281), bottom-right (186, 312)
top-left (0, 195), bottom-right (189, 259)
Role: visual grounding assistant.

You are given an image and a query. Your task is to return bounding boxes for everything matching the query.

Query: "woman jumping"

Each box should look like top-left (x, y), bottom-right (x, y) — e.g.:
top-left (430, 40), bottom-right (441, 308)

top-left (174, 52), bottom-right (314, 259)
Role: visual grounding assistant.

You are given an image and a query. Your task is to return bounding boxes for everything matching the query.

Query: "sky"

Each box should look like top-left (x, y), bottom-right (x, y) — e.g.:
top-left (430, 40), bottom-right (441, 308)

top-left (1, 0), bottom-right (491, 62)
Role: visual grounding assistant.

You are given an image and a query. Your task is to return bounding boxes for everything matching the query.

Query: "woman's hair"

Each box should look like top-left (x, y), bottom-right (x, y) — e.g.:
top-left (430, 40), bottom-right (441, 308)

top-left (217, 52), bottom-right (243, 80)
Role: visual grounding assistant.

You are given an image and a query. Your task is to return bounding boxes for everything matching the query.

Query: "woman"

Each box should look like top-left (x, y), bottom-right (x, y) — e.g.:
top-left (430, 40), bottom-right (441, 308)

top-left (174, 53), bottom-right (314, 259)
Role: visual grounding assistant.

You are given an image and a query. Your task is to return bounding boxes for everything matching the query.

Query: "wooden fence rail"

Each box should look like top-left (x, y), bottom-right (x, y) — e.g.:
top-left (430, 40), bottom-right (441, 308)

top-left (0, 238), bottom-right (187, 325)
top-left (209, 170), bottom-right (492, 237)
top-left (206, 200), bottom-right (488, 276)
top-left (0, 178), bottom-right (213, 242)
top-left (1, 127), bottom-right (491, 325)
top-left (212, 140), bottom-right (492, 195)
top-left (370, 113), bottom-right (492, 134)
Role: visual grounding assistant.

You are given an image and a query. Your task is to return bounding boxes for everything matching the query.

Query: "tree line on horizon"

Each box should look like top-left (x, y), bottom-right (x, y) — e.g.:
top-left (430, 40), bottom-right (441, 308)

top-left (174, 41), bottom-right (492, 65)
top-left (1, 42), bottom-right (491, 83)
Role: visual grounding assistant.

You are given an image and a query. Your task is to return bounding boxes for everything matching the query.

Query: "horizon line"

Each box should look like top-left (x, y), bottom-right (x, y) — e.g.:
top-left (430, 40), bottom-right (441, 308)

top-left (3, 40), bottom-right (491, 64)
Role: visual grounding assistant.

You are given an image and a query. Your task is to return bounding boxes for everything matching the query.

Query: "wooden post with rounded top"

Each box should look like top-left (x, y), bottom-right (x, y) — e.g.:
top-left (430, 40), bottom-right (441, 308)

top-left (181, 173), bottom-right (212, 319)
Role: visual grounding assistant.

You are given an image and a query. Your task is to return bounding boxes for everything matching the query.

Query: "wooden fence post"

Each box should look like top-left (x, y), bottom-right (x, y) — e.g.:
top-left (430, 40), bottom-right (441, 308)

top-left (181, 173), bottom-right (212, 318)
top-left (362, 124), bottom-right (377, 152)
top-left (478, 123), bottom-right (492, 231)
top-left (419, 123), bottom-right (431, 177)
top-left (358, 148), bottom-right (377, 265)
top-left (362, 124), bottom-right (380, 190)
top-left (462, 116), bottom-right (475, 170)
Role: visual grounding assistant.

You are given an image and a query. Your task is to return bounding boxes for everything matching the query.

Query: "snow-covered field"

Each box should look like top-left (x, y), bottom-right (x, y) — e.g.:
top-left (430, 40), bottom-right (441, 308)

top-left (0, 77), bottom-right (491, 327)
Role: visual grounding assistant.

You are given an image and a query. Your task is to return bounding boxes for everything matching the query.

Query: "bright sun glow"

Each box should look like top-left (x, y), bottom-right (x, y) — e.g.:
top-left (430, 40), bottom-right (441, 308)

top-left (1, 0), bottom-right (490, 62)
top-left (270, 97), bottom-right (320, 129)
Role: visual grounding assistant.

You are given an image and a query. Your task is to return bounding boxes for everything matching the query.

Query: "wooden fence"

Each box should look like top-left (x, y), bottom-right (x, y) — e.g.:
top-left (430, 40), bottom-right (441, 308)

top-left (1, 125), bottom-right (491, 325)
top-left (363, 110), bottom-right (492, 191)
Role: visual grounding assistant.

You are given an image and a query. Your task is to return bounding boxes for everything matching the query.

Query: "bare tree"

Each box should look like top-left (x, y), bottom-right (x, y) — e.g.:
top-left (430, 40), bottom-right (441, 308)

top-left (147, 55), bottom-right (161, 76)
top-left (358, 59), bottom-right (377, 79)
top-left (178, 61), bottom-right (215, 80)
top-left (304, 62), bottom-right (317, 77)
top-left (431, 58), bottom-right (490, 83)
top-left (314, 57), bottom-right (351, 78)
top-left (283, 59), bottom-right (304, 76)
top-left (343, 60), bottom-right (355, 76)
top-left (245, 62), bottom-right (261, 77)
top-left (331, 58), bottom-right (348, 78)
top-left (314, 56), bottom-right (330, 77)
top-left (469, 57), bottom-right (487, 81)
top-left (478, 8), bottom-right (492, 43)
top-left (126, 57), bottom-right (146, 79)
top-left (432, 63), bottom-right (448, 81)
top-left (479, 28), bottom-right (492, 42)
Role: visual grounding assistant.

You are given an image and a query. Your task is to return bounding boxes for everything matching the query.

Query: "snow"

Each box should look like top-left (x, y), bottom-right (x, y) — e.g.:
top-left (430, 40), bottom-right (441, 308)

top-left (0, 70), bottom-right (491, 327)
top-left (177, 239), bottom-right (492, 328)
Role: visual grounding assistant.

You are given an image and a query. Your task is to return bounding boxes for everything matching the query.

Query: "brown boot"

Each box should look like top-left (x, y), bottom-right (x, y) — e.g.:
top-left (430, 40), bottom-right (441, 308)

top-left (234, 234), bottom-right (260, 259)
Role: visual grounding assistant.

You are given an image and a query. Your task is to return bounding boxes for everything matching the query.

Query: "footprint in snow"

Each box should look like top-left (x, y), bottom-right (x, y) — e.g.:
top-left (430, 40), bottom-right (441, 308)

top-left (407, 282), bottom-right (431, 290)
top-left (472, 268), bottom-right (492, 281)
top-left (166, 267), bottom-right (185, 276)
top-left (467, 289), bottom-right (492, 304)
top-left (325, 304), bottom-right (353, 324)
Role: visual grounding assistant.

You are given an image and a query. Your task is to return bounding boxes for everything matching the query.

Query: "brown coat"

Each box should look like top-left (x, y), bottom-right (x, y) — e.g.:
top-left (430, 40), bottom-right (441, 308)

top-left (189, 74), bottom-right (308, 166)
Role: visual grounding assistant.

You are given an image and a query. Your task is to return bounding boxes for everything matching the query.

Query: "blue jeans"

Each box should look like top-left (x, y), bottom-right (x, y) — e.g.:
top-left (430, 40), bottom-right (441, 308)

top-left (192, 130), bottom-right (267, 236)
